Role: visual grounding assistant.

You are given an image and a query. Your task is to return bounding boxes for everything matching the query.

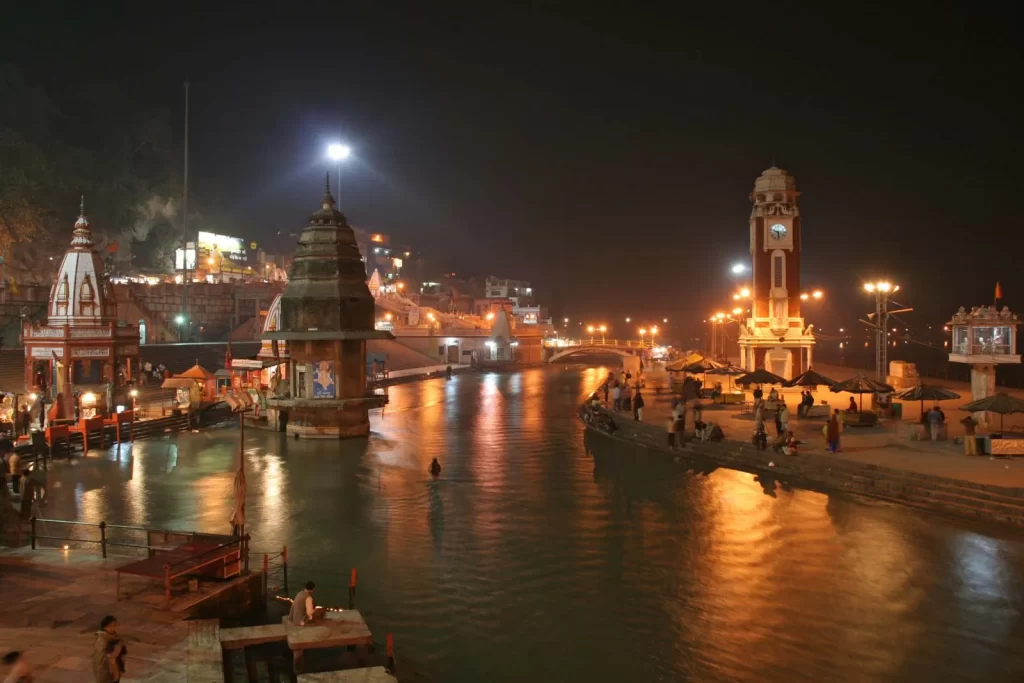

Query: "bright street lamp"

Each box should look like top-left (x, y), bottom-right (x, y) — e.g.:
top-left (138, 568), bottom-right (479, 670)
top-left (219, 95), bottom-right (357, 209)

top-left (732, 307), bottom-right (742, 315)
top-left (326, 142), bottom-right (352, 200)
top-left (625, 317), bottom-right (631, 323)
top-left (731, 263), bottom-right (747, 275)
top-left (739, 287), bottom-right (751, 298)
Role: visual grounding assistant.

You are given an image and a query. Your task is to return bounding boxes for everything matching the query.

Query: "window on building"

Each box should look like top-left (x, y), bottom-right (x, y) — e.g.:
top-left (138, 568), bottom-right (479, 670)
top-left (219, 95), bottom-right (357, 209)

top-left (296, 366), bottom-right (307, 398)
top-left (773, 253), bottom-right (784, 288)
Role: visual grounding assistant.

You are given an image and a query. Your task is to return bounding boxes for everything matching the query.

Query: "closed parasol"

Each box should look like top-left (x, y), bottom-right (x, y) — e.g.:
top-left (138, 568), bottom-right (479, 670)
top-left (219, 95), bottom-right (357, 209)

top-left (786, 368), bottom-right (838, 388)
top-left (961, 393), bottom-right (1024, 433)
top-left (830, 374), bottom-right (895, 412)
top-left (893, 384), bottom-right (960, 420)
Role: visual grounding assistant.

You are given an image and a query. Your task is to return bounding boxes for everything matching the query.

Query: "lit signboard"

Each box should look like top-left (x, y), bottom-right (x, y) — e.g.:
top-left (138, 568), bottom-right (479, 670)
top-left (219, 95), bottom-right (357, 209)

top-left (197, 231), bottom-right (246, 259)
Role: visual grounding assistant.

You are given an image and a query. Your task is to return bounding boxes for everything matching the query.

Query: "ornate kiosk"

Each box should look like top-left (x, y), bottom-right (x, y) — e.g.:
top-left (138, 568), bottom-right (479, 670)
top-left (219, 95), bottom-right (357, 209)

top-left (948, 305), bottom-right (1021, 426)
top-left (21, 199), bottom-right (140, 422)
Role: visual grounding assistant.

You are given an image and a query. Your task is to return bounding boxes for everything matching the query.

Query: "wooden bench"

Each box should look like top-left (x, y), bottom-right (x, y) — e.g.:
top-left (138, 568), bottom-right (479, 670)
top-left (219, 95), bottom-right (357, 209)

top-left (804, 404), bottom-right (831, 419)
top-left (842, 411), bottom-right (878, 427)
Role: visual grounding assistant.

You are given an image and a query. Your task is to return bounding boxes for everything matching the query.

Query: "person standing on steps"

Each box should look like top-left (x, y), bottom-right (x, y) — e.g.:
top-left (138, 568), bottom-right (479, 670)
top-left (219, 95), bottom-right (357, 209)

top-left (633, 389), bottom-right (645, 422)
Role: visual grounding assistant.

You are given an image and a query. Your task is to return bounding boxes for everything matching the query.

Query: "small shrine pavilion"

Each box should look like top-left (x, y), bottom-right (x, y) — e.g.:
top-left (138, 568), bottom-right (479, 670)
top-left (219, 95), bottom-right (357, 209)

top-left (21, 199), bottom-right (140, 419)
top-left (947, 305), bottom-right (1021, 424)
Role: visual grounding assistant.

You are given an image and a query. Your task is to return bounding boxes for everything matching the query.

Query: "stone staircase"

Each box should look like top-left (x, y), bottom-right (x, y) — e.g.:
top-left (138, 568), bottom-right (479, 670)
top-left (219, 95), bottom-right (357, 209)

top-left (584, 406), bottom-right (1024, 527)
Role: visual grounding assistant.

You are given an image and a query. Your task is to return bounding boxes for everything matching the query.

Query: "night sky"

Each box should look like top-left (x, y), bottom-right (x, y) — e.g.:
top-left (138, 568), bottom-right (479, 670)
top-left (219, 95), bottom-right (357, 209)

top-left (6, 3), bottom-right (1023, 344)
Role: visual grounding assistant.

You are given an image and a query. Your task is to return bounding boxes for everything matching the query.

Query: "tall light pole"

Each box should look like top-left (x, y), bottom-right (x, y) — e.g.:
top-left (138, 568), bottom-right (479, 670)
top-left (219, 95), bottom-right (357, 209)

top-left (599, 324), bottom-right (607, 343)
top-left (326, 143), bottom-right (351, 199)
top-left (861, 281), bottom-right (911, 381)
top-left (587, 325), bottom-right (595, 343)
top-left (639, 328), bottom-right (647, 347)
top-left (650, 325), bottom-right (658, 349)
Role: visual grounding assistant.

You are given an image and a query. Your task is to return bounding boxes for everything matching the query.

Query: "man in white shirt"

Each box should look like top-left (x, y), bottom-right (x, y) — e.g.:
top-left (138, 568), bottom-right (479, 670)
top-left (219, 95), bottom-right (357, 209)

top-left (289, 582), bottom-right (325, 626)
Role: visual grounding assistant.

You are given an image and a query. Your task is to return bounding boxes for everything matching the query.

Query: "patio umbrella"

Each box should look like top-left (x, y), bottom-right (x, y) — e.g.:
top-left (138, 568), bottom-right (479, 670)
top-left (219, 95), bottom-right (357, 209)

top-left (893, 384), bottom-right (960, 420)
top-left (736, 368), bottom-right (788, 387)
top-left (681, 358), bottom-right (723, 374)
top-left (830, 374), bottom-right (895, 412)
top-left (706, 365), bottom-right (747, 392)
top-left (961, 393), bottom-right (1024, 433)
top-left (786, 368), bottom-right (838, 388)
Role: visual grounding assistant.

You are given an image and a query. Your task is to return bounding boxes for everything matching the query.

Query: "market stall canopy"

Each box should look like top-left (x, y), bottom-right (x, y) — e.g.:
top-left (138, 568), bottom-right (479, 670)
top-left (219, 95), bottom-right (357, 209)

top-left (830, 374), bottom-right (895, 412)
top-left (961, 392), bottom-right (1024, 433)
top-left (178, 364), bottom-right (216, 381)
top-left (894, 384), bottom-right (961, 420)
top-left (786, 368), bottom-right (838, 388)
top-left (893, 385), bottom-right (961, 402)
top-left (736, 368), bottom-right (788, 386)
top-left (679, 358), bottom-right (725, 373)
top-left (830, 375), bottom-right (894, 394)
top-left (161, 377), bottom-right (196, 390)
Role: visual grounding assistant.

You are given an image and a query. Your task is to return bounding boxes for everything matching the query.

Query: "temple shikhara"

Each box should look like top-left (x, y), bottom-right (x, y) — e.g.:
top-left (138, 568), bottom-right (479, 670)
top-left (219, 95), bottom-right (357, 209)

top-left (21, 199), bottom-right (140, 419)
top-left (260, 177), bottom-right (392, 438)
top-left (737, 167), bottom-right (815, 379)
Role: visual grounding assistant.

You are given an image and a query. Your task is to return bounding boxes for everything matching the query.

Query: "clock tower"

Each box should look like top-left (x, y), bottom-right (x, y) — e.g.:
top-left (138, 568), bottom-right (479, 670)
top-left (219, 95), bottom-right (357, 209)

top-left (737, 167), bottom-right (815, 378)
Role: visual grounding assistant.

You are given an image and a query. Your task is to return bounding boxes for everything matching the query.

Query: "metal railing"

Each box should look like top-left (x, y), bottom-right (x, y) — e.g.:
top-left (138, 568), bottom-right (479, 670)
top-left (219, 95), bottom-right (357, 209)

top-left (546, 338), bottom-right (654, 349)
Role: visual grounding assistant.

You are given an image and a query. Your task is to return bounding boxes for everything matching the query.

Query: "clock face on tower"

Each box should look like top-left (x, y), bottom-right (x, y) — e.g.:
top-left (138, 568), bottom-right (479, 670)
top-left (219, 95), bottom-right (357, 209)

top-left (770, 223), bottom-right (787, 240)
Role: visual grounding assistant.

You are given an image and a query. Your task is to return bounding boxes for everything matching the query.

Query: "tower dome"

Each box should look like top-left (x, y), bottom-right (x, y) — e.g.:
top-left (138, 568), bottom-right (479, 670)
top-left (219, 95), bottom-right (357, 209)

top-left (47, 197), bottom-right (118, 325)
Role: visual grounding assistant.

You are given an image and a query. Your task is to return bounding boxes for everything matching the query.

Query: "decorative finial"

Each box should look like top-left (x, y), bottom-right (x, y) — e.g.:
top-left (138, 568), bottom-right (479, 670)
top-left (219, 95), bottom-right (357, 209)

top-left (71, 194), bottom-right (93, 247)
top-left (322, 172), bottom-right (336, 209)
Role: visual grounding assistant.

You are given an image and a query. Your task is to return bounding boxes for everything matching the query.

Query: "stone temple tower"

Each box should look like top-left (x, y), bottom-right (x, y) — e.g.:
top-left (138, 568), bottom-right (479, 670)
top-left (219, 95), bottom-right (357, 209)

top-left (263, 176), bottom-right (392, 438)
top-left (737, 167), bottom-right (815, 378)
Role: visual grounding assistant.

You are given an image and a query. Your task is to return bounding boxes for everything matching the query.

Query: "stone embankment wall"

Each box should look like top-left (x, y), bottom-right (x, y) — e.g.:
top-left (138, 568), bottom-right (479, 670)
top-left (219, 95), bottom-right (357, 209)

top-left (583, 406), bottom-right (1024, 528)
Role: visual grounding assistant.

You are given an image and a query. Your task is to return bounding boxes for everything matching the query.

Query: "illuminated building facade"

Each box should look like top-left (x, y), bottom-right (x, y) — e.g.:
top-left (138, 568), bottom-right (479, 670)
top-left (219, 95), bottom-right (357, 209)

top-left (737, 167), bottom-right (815, 378)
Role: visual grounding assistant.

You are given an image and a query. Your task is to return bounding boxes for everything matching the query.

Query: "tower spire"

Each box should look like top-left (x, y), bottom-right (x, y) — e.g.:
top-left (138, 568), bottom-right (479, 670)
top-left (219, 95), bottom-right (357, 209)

top-left (71, 195), bottom-right (92, 247)
top-left (322, 172), bottom-right (336, 209)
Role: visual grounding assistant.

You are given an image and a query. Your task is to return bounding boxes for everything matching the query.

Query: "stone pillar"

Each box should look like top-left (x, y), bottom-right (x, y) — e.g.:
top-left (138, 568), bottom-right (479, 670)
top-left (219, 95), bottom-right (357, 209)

top-left (970, 363), bottom-right (997, 426)
top-left (806, 345), bottom-right (813, 370)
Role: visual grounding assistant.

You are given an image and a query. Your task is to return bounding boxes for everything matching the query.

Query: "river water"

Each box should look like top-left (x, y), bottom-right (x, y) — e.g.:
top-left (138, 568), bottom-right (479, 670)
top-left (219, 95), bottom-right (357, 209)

top-left (37, 366), bottom-right (1024, 682)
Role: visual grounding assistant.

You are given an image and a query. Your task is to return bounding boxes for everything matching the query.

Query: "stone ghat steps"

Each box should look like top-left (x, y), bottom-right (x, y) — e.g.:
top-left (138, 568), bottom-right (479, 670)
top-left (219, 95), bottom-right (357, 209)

top-left (586, 410), bottom-right (1024, 527)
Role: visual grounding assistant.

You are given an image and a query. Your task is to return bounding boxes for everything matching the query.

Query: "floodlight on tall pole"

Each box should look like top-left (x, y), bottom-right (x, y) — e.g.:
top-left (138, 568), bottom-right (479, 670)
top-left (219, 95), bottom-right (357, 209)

top-left (599, 324), bottom-right (607, 343)
top-left (731, 263), bottom-right (747, 275)
top-left (639, 328), bottom-right (647, 347)
top-left (861, 280), bottom-right (911, 381)
top-left (326, 143), bottom-right (351, 199)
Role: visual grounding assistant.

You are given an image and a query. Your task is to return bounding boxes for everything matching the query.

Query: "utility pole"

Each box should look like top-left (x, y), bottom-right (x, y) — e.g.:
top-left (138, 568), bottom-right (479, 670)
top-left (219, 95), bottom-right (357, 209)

top-left (182, 80), bottom-right (190, 342)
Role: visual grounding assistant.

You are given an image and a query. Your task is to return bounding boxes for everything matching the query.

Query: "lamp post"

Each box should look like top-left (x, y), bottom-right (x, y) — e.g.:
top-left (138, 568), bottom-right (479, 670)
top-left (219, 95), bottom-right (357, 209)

top-left (599, 325), bottom-right (607, 344)
top-left (326, 143), bottom-right (351, 199)
top-left (862, 281), bottom-right (909, 381)
top-left (639, 328), bottom-right (647, 347)
top-left (587, 325), bottom-right (595, 343)
top-left (650, 325), bottom-right (658, 349)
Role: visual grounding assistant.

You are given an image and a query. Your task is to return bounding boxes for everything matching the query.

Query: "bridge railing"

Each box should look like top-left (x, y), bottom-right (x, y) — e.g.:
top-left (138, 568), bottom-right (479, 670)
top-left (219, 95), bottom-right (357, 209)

top-left (545, 338), bottom-right (653, 349)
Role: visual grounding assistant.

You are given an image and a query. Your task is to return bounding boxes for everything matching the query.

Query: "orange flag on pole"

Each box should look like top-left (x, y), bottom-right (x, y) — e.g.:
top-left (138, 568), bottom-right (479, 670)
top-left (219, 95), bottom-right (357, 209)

top-left (996, 282), bottom-right (1003, 300)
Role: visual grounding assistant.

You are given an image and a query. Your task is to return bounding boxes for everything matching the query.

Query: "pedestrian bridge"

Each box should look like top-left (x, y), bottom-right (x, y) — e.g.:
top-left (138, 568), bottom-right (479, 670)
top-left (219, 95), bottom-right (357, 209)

top-left (546, 339), bottom-right (649, 363)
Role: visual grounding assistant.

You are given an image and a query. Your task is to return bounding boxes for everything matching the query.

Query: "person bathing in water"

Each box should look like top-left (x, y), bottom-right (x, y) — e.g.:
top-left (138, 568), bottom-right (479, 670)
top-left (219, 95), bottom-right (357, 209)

top-left (429, 458), bottom-right (442, 477)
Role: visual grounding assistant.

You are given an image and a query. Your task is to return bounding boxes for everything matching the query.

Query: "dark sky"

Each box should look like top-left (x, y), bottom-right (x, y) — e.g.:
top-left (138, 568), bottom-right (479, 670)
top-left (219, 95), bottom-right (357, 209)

top-left (7, 2), bottom-right (1024, 344)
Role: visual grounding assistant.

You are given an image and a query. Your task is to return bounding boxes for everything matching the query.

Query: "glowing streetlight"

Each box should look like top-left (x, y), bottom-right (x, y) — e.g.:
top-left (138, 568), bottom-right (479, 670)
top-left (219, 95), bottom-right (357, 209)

top-left (639, 328), bottom-right (647, 346)
top-left (486, 312), bottom-right (495, 321)
top-left (739, 287), bottom-right (751, 298)
top-left (731, 263), bottom-right (747, 275)
top-left (732, 307), bottom-right (742, 315)
top-left (733, 294), bottom-right (740, 300)
top-left (662, 318), bottom-right (668, 323)
top-left (800, 293), bottom-right (809, 300)
top-left (326, 142), bottom-right (352, 199)
top-left (812, 290), bottom-right (823, 299)
top-left (715, 312), bottom-right (725, 320)
top-left (625, 317), bottom-right (631, 323)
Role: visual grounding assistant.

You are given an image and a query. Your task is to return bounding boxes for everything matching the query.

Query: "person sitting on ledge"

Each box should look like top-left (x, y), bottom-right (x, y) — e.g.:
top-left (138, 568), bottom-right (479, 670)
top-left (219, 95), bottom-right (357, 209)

top-left (847, 396), bottom-right (858, 413)
top-left (290, 582), bottom-right (326, 626)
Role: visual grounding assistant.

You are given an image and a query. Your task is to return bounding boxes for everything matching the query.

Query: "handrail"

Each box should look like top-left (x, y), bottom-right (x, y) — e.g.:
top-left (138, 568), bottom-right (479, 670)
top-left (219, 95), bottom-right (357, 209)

top-left (29, 517), bottom-right (238, 561)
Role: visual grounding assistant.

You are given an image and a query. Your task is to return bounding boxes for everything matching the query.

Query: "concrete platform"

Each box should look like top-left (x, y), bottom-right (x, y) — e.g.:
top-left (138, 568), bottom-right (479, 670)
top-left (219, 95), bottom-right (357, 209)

top-left (283, 611), bottom-right (374, 673)
top-left (219, 623), bottom-right (287, 650)
top-left (298, 667), bottom-right (397, 682)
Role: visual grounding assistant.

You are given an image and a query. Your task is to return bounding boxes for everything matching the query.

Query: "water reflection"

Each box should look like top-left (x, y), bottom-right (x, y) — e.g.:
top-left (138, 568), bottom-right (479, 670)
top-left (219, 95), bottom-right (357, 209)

top-left (34, 368), bottom-right (1024, 682)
